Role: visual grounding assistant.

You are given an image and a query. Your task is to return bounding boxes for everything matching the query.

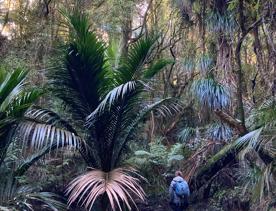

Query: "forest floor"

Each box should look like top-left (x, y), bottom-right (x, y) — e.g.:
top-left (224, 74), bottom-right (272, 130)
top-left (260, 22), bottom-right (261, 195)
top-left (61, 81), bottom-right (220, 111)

top-left (139, 202), bottom-right (212, 211)
top-left (137, 194), bottom-right (255, 211)
top-left (137, 197), bottom-right (212, 211)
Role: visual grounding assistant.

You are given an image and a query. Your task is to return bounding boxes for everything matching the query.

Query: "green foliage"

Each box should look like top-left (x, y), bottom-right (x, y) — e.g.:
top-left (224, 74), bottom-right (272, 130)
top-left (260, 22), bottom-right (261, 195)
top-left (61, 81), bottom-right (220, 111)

top-left (0, 67), bottom-right (67, 210)
top-left (178, 127), bottom-right (197, 142)
top-left (143, 59), bottom-right (174, 79)
top-left (206, 122), bottom-right (233, 142)
top-left (249, 98), bottom-right (276, 128)
top-left (1, 0), bottom-right (275, 210)
top-left (178, 123), bottom-right (233, 143)
top-left (238, 163), bottom-right (275, 203)
top-left (206, 10), bottom-right (237, 34)
top-left (15, 10), bottom-right (179, 210)
top-left (128, 140), bottom-right (186, 167)
top-left (0, 177), bottom-right (66, 211)
top-left (127, 140), bottom-right (187, 195)
top-left (117, 35), bottom-right (159, 82)
top-left (191, 78), bottom-right (230, 110)
top-left (196, 54), bottom-right (214, 74)
top-left (0, 68), bottom-right (41, 166)
top-left (235, 98), bottom-right (276, 158)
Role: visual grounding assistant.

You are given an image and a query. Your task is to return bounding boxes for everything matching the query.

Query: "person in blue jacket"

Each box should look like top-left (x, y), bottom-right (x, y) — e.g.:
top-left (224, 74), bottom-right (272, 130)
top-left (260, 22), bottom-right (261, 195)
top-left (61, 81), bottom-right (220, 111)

top-left (169, 171), bottom-right (190, 211)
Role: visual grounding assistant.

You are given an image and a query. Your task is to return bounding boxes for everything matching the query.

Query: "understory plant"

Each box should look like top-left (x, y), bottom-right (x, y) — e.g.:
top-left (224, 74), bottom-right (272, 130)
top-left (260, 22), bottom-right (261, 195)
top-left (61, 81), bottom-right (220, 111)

top-left (234, 98), bottom-right (276, 208)
top-left (0, 68), bottom-right (66, 210)
top-left (19, 10), bottom-right (179, 210)
top-left (127, 140), bottom-right (186, 195)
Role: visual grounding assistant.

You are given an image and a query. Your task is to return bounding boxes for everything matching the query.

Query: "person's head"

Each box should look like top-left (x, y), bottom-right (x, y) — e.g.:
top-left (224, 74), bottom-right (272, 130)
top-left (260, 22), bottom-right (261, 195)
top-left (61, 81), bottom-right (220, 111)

top-left (175, 170), bottom-right (183, 177)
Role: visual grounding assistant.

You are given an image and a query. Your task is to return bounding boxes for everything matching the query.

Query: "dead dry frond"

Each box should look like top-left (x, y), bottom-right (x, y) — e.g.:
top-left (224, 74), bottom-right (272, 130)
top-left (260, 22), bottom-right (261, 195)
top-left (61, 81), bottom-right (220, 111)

top-left (66, 167), bottom-right (146, 211)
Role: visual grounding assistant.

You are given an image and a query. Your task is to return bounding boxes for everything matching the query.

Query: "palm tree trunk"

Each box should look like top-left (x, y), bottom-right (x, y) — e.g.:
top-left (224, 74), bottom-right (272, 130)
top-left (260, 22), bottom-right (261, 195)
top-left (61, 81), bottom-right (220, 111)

top-left (100, 194), bottom-right (109, 211)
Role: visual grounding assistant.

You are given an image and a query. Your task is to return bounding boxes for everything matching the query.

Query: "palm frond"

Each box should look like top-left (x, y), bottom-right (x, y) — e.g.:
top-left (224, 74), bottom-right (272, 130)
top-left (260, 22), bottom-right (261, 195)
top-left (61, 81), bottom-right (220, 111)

top-left (14, 144), bottom-right (58, 177)
top-left (234, 98), bottom-right (276, 204)
top-left (49, 11), bottom-right (111, 121)
top-left (86, 81), bottom-right (141, 124)
top-left (143, 59), bottom-right (173, 79)
top-left (24, 107), bottom-right (77, 133)
top-left (0, 177), bottom-right (66, 211)
top-left (112, 98), bottom-right (182, 167)
top-left (5, 90), bottom-right (42, 117)
top-left (0, 68), bottom-right (28, 112)
top-left (26, 192), bottom-right (67, 211)
top-left (251, 98), bottom-right (276, 127)
top-left (66, 167), bottom-right (146, 211)
top-left (117, 35), bottom-right (158, 83)
top-left (235, 127), bottom-right (263, 150)
top-left (18, 120), bottom-right (82, 151)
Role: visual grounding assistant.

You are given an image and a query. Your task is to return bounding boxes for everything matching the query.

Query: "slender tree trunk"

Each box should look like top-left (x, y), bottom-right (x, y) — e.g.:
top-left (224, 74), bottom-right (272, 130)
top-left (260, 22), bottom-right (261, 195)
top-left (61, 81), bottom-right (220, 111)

top-left (199, 0), bottom-right (206, 53)
top-left (235, 0), bottom-right (246, 132)
top-left (235, 42), bottom-right (246, 130)
top-left (121, 13), bottom-right (132, 57)
top-left (253, 24), bottom-right (268, 87)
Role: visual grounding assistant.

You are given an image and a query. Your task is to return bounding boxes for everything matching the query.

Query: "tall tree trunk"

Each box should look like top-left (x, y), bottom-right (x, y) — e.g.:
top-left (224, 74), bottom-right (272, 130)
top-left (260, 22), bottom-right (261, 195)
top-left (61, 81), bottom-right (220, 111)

top-left (253, 24), bottom-right (268, 88)
top-left (121, 14), bottom-right (132, 57)
top-left (235, 0), bottom-right (246, 131)
top-left (198, 0), bottom-right (206, 53)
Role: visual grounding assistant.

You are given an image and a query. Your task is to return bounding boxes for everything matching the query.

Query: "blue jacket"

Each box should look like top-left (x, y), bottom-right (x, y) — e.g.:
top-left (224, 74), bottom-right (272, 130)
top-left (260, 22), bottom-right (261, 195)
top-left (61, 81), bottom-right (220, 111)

top-left (169, 176), bottom-right (190, 205)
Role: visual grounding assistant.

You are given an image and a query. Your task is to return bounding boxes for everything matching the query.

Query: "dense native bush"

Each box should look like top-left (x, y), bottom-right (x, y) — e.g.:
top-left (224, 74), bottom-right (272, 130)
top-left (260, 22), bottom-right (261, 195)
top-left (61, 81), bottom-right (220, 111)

top-left (127, 139), bottom-right (188, 195)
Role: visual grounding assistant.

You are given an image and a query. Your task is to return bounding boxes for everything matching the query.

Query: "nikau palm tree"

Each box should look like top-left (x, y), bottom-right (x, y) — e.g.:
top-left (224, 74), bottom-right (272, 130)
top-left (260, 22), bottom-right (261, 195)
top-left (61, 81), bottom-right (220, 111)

top-left (20, 11), bottom-right (180, 210)
top-left (0, 68), bottom-right (67, 210)
top-left (0, 68), bottom-right (41, 166)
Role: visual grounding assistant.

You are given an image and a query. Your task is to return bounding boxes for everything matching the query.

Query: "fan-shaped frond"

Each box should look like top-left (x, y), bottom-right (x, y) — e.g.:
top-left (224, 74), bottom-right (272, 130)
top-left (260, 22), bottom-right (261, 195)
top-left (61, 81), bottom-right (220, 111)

top-left (178, 127), bottom-right (197, 142)
top-left (191, 78), bottom-right (230, 110)
top-left (196, 54), bottom-right (214, 74)
top-left (206, 11), bottom-right (237, 34)
top-left (66, 167), bottom-right (146, 211)
top-left (206, 122), bottom-right (233, 142)
top-left (235, 127), bottom-right (263, 150)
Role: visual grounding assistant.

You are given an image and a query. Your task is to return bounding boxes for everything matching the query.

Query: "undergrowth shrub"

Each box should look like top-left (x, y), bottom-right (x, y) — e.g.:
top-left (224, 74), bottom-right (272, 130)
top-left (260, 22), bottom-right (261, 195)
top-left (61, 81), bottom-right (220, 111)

top-left (126, 139), bottom-right (187, 196)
